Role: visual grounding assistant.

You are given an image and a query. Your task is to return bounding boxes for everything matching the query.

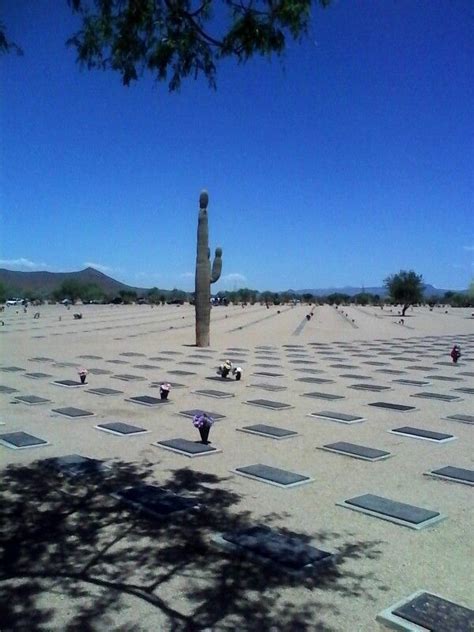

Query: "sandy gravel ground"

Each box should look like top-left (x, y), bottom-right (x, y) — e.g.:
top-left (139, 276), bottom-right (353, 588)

top-left (0, 302), bottom-right (472, 631)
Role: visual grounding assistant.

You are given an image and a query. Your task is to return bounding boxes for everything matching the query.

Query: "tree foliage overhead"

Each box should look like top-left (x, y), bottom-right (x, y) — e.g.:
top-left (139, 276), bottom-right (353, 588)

top-left (66, 0), bottom-right (330, 90)
top-left (384, 269), bottom-right (424, 314)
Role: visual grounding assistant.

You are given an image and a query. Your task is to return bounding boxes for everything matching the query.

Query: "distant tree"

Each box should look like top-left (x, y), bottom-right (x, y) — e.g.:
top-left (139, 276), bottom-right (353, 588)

top-left (468, 280), bottom-right (474, 300)
top-left (0, 281), bottom-right (6, 303)
top-left (302, 293), bottom-right (314, 304)
top-left (53, 279), bottom-right (86, 303)
top-left (353, 292), bottom-right (371, 306)
top-left (82, 283), bottom-right (106, 302)
top-left (384, 270), bottom-right (424, 316)
top-left (326, 293), bottom-right (350, 305)
top-left (118, 289), bottom-right (137, 304)
top-left (147, 287), bottom-right (162, 304)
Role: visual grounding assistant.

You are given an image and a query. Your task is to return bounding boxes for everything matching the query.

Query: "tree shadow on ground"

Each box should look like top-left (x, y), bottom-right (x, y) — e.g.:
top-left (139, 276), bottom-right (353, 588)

top-left (0, 458), bottom-right (387, 631)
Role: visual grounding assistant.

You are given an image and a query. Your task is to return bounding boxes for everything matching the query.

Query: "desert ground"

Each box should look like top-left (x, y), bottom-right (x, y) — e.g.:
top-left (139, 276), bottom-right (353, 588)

top-left (0, 302), bottom-right (472, 631)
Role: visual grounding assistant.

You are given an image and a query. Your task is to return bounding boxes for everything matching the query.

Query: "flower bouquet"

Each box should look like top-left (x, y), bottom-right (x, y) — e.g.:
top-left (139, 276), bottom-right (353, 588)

top-left (78, 368), bottom-right (88, 384)
top-left (193, 412), bottom-right (214, 444)
top-left (159, 382), bottom-right (171, 400)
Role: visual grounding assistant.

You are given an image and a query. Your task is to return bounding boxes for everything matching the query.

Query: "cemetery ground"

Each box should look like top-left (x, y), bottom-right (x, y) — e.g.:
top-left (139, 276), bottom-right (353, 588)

top-left (0, 303), bottom-right (473, 631)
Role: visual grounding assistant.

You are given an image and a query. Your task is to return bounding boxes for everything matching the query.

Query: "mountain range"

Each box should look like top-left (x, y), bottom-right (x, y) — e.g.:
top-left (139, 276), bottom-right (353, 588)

top-left (0, 268), bottom-right (456, 298)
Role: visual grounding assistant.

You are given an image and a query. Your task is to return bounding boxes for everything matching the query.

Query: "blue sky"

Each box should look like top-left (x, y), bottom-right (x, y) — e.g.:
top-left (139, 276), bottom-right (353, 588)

top-left (1, 0), bottom-right (472, 291)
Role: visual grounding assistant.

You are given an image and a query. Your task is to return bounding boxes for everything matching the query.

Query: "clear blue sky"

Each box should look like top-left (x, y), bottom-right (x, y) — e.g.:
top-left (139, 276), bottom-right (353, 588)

top-left (1, 0), bottom-right (473, 292)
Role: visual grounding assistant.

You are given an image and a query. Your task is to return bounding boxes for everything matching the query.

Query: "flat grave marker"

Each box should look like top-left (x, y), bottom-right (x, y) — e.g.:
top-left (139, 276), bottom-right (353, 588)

top-left (319, 441), bottom-right (391, 461)
top-left (237, 424), bottom-right (298, 440)
top-left (88, 368), bottom-right (112, 375)
top-left (1, 366), bottom-right (26, 372)
top-left (411, 392), bottom-right (462, 402)
top-left (112, 484), bottom-right (199, 518)
top-left (247, 383), bottom-right (287, 392)
top-left (308, 411), bottom-right (365, 424)
top-left (301, 391), bottom-right (344, 401)
top-left (0, 386), bottom-right (18, 394)
top-left (96, 422), bottom-right (149, 436)
top-left (233, 464), bottom-right (313, 488)
top-left (444, 413), bottom-right (474, 425)
top-left (427, 375), bottom-right (463, 382)
top-left (349, 383), bottom-right (391, 392)
top-left (119, 352), bottom-right (146, 357)
top-left (0, 431), bottom-right (49, 449)
top-left (126, 395), bottom-right (169, 407)
top-left (154, 438), bottom-right (221, 457)
top-left (78, 355), bottom-right (103, 360)
top-left (244, 399), bottom-right (294, 411)
top-left (193, 389), bottom-right (234, 399)
top-left (178, 409), bottom-right (226, 421)
top-left (44, 454), bottom-right (108, 477)
top-left (86, 387), bottom-right (124, 396)
top-left (368, 402), bottom-right (416, 412)
top-left (24, 372), bottom-right (53, 379)
top-left (251, 371), bottom-right (284, 378)
top-left (339, 373), bottom-right (373, 380)
top-left (377, 590), bottom-right (474, 632)
top-left (454, 387), bottom-right (474, 395)
top-left (390, 426), bottom-right (456, 443)
top-left (14, 395), bottom-right (50, 405)
top-left (214, 525), bottom-right (334, 575)
top-left (393, 378), bottom-right (430, 386)
top-left (337, 493), bottom-right (445, 530)
top-left (52, 379), bottom-right (83, 388)
top-left (168, 370), bottom-right (197, 376)
top-left (111, 374), bottom-right (146, 382)
top-left (29, 357), bottom-right (54, 362)
top-left (295, 377), bottom-right (334, 384)
top-left (424, 466), bottom-right (474, 487)
top-left (52, 407), bottom-right (95, 418)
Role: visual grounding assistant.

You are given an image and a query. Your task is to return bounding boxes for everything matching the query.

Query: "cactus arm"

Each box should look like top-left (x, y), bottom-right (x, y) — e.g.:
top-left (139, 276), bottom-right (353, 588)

top-left (211, 247), bottom-right (222, 283)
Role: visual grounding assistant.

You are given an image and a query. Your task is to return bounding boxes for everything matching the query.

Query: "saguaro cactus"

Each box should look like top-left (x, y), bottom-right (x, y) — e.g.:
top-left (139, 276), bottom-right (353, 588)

top-left (195, 190), bottom-right (222, 347)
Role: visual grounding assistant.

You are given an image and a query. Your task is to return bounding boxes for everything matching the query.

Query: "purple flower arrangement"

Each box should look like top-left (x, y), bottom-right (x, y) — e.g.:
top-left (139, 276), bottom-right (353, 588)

top-left (193, 412), bottom-right (214, 429)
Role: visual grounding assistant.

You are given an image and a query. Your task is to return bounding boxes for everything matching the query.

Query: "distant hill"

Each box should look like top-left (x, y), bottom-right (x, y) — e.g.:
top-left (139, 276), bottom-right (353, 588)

top-left (0, 267), bottom-right (147, 297)
top-left (289, 284), bottom-right (455, 297)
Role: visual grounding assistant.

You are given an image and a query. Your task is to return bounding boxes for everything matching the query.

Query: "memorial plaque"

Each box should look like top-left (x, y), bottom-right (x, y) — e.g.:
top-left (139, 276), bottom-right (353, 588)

top-left (220, 525), bottom-right (333, 572)
top-left (289, 360), bottom-right (318, 365)
top-left (339, 493), bottom-right (444, 529)
top-left (106, 359), bottom-right (130, 365)
top-left (428, 375), bottom-right (463, 382)
top-left (393, 379), bottom-right (429, 386)
top-left (252, 371), bottom-right (284, 378)
top-left (0, 431), bottom-right (49, 449)
top-left (1, 366), bottom-right (26, 372)
top-left (309, 411), bottom-right (365, 424)
top-left (133, 364), bottom-right (161, 370)
top-left (53, 362), bottom-right (81, 368)
top-left (248, 383), bottom-right (287, 392)
top-left (88, 368), bottom-right (112, 375)
top-left (52, 407), bottom-right (94, 418)
top-left (375, 369), bottom-right (406, 375)
top-left (168, 370), bottom-right (197, 376)
top-left (78, 355), bottom-right (103, 360)
top-left (454, 387), bottom-right (474, 395)
top-left (444, 413), bottom-right (474, 425)
top-left (112, 374), bottom-right (146, 381)
top-left (96, 422), bottom-right (148, 435)
top-left (14, 395), bottom-right (50, 405)
top-left (245, 399), bottom-right (293, 410)
top-left (29, 357), bottom-right (54, 362)
top-left (45, 454), bottom-right (106, 477)
top-left (349, 384), bottom-right (391, 392)
top-left (52, 379), bottom-right (83, 388)
top-left (179, 409), bottom-right (226, 421)
top-left (126, 395), bottom-right (168, 406)
top-left (391, 426), bottom-right (455, 442)
top-left (410, 365), bottom-right (437, 371)
top-left (87, 387), bottom-right (123, 396)
top-left (234, 464), bottom-right (313, 488)
top-left (114, 484), bottom-right (199, 517)
top-left (411, 392), bottom-right (461, 402)
top-left (194, 389), bottom-right (234, 399)
top-left (179, 361), bottom-right (206, 366)
top-left (459, 371), bottom-right (474, 377)
top-left (302, 392), bottom-right (344, 401)
top-left (0, 385), bottom-right (18, 393)
top-left (391, 591), bottom-right (474, 631)
top-left (362, 361), bottom-right (388, 366)
top-left (294, 368), bottom-right (325, 374)
top-left (339, 374), bottom-right (373, 380)
top-left (151, 381), bottom-right (186, 389)
top-left (296, 377), bottom-right (334, 384)
top-left (238, 424), bottom-right (298, 439)
top-left (253, 363), bottom-right (282, 369)
top-left (320, 442), bottom-right (390, 461)
top-left (120, 352), bottom-right (146, 357)
top-left (160, 351), bottom-right (183, 355)
top-left (330, 364), bottom-right (358, 369)
top-left (155, 438), bottom-right (219, 457)
top-left (369, 402), bottom-right (416, 412)
top-left (427, 466), bottom-right (474, 486)
top-left (24, 372), bottom-right (53, 379)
